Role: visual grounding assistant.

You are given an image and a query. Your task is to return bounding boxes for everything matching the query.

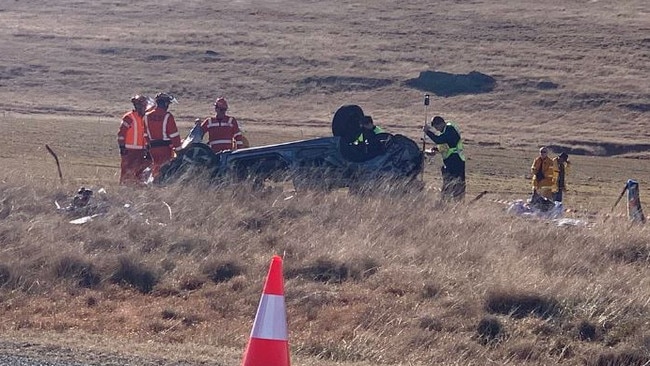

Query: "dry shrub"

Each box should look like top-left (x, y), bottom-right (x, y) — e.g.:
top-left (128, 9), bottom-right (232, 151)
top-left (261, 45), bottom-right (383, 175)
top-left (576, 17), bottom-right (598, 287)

top-left (0, 263), bottom-right (12, 287)
top-left (287, 257), bottom-right (349, 283)
top-left (149, 321), bottom-right (168, 334)
top-left (585, 349), bottom-right (650, 366)
top-left (152, 285), bottom-right (181, 297)
top-left (348, 256), bottom-right (380, 281)
top-left (549, 338), bottom-right (575, 360)
top-left (419, 315), bottom-right (443, 332)
top-left (507, 341), bottom-right (540, 361)
top-left (576, 320), bottom-right (599, 341)
top-left (140, 232), bottom-right (167, 253)
top-left (421, 282), bottom-right (440, 299)
top-left (484, 290), bottom-right (561, 319)
top-left (161, 309), bottom-right (178, 320)
top-left (86, 296), bottom-right (97, 307)
top-left (476, 316), bottom-right (504, 345)
top-left (109, 256), bottom-right (158, 294)
top-left (201, 259), bottom-right (245, 283)
top-left (608, 243), bottom-right (650, 264)
top-left (178, 275), bottom-right (205, 291)
top-left (237, 214), bottom-right (271, 232)
top-left (52, 255), bottom-right (101, 289)
top-left (83, 237), bottom-right (125, 253)
top-left (298, 341), bottom-right (365, 362)
top-left (167, 238), bottom-right (210, 256)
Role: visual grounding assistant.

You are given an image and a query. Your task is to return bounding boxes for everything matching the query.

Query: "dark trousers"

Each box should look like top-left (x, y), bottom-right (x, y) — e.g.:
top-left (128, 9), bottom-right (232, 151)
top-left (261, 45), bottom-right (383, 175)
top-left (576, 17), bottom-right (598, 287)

top-left (553, 190), bottom-right (563, 202)
top-left (441, 154), bottom-right (466, 201)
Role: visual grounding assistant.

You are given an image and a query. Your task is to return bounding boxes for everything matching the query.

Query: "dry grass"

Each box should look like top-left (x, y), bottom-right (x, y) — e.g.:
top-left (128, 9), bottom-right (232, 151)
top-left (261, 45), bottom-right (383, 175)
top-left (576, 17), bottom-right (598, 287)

top-left (0, 180), bottom-right (649, 365)
top-left (1, 0), bottom-right (650, 364)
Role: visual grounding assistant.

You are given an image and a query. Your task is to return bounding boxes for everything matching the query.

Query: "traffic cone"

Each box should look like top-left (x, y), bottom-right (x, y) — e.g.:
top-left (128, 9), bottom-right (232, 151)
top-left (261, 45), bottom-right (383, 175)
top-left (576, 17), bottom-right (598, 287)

top-left (242, 255), bottom-right (290, 366)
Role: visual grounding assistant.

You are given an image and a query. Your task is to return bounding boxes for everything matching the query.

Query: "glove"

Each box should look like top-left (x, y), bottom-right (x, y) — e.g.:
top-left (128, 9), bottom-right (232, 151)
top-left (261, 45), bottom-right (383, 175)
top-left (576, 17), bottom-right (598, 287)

top-left (119, 145), bottom-right (127, 156)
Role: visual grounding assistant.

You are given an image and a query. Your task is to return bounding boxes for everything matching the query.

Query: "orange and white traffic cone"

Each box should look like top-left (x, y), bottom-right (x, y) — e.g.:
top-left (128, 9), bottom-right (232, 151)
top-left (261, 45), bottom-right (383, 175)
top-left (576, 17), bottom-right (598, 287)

top-left (242, 255), bottom-right (290, 366)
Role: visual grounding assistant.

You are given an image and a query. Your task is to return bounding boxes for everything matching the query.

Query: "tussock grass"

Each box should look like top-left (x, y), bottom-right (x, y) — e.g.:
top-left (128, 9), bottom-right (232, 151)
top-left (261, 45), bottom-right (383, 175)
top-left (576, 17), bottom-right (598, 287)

top-left (1, 178), bottom-right (649, 364)
top-left (1, 0), bottom-right (649, 364)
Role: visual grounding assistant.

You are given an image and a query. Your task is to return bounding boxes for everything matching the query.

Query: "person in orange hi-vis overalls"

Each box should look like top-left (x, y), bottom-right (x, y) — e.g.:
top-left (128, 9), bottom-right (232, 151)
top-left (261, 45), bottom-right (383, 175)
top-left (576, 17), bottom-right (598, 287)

top-left (199, 97), bottom-right (246, 153)
top-left (144, 92), bottom-right (182, 178)
top-left (117, 95), bottom-right (150, 185)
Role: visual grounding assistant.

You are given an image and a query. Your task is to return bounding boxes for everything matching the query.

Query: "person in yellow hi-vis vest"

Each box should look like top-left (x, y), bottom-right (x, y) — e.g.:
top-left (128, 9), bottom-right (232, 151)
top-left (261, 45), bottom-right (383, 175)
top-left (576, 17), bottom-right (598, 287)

top-left (423, 116), bottom-right (466, 201)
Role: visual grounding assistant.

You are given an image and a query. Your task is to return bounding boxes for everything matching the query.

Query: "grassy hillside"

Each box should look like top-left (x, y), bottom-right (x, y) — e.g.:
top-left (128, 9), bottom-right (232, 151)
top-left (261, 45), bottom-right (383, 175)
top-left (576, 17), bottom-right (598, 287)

top-left (0, 180), bottom-right (649, 365)
top-left (0, 0), bottom-right (649, 365)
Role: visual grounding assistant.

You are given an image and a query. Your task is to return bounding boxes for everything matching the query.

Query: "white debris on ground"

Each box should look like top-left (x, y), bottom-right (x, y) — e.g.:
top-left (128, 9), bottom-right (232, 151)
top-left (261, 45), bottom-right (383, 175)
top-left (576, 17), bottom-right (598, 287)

top-left (506, 199), bottom-right (589, 227)
top-left (69, 214), bottom-right (102, 225)
top-left (55, 186), bottom-right (164, 226)
top-left (552, 218), bottom-right (588, 227)
top-left (507, 199), bottom-right (564, 219)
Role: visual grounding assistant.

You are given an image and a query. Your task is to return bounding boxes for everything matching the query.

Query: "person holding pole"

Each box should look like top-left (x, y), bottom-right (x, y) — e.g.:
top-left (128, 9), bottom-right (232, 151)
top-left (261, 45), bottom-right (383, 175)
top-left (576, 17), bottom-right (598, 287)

top-left (423, 115), bottom-right (466, 201)
top-left (551, 152), bottom-right (570, 202)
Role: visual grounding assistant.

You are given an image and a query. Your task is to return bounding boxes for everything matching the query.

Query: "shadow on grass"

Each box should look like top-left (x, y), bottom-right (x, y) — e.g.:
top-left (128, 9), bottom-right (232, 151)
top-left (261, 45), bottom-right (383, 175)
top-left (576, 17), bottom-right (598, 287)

top-left (484, 290), bottom-right (561, 319)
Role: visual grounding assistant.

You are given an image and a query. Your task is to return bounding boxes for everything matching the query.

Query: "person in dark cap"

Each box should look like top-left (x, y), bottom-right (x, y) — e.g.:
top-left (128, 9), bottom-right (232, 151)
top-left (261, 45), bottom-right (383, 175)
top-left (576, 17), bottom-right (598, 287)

top-left (423, 115), bottom-right (466, 201)
top-left (551, 152), bottom-right (570, 202)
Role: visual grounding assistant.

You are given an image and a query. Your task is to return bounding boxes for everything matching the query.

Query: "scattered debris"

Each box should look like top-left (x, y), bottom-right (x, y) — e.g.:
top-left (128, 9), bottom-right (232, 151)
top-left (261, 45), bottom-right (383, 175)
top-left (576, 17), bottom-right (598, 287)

top-left (55, 187), bottom-right (108, 224)
top-left (69, 214), bottom-right (101, 225)
top-left (56, 187), bottom-right (94, 212)
top-left (553, 218), bottom-right (588, 227)
top-left (507, 199), bottom-right (564, 220)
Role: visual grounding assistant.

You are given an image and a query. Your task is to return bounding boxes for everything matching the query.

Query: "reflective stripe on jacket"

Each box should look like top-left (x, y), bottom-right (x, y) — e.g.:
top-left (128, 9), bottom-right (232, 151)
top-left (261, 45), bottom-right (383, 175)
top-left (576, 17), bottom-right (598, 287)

top-left (355, 126), bottom-right (384, 144)
top-left (436, 122), bottom-right (465, 161)
top-left (200, 115), bottom-right (243, 152)
top-left (144, 107), bottom-right (181, 149)
top-left (117, 111), bottom-right (147, 149)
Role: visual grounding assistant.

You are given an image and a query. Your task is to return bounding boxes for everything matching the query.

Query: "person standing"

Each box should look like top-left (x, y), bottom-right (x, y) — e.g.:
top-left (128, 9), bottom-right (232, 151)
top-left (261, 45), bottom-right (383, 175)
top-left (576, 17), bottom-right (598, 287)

top-left (117, 95), bottom-right (149, 185)
top-left (423, 115), bottom-right (466, 201)
top-left (552, 152), bottom-right (570, 202)
top-left (530, 147), bottom-right (555, 199)
top-left (144, 92), bottom-right (181, 177)
top-left (199, 97), bottom-right (244, 153)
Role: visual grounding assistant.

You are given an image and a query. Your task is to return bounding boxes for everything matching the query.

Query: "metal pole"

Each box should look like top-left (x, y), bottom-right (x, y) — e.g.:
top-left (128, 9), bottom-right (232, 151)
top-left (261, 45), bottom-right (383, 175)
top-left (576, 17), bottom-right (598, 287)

top-left (421, 94), bottom-right (430, 180)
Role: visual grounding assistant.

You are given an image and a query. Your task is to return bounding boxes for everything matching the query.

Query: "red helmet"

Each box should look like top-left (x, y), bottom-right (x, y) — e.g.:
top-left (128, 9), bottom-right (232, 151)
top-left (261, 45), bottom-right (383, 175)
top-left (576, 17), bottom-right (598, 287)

top-left (214, 97), bottom-right (228, 111)
top-left (130, 94), bottom-right (148, 106)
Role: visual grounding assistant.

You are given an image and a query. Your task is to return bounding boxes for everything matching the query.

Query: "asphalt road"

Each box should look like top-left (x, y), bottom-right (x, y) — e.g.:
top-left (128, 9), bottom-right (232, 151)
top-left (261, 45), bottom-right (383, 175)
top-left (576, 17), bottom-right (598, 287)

top-left (0, 341), bottom-right (217, 366)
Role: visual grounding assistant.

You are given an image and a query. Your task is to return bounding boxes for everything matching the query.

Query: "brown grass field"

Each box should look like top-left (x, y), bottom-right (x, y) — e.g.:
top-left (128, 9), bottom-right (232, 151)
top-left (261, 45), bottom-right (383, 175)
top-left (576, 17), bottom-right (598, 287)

top-left (0, 0), bottom-right (649, 365)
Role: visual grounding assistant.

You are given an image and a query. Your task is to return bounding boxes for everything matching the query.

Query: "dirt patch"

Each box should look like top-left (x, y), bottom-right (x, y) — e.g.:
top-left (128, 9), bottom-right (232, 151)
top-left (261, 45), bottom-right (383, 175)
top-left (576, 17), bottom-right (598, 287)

top-left (620, 103), bottom-right (650, 112)
top-left (403, 70), bottom-right (496, 97)
top-left (547, 141), bottom-right (650, 157)
top-left (290, 75), bottom-right (394, 95)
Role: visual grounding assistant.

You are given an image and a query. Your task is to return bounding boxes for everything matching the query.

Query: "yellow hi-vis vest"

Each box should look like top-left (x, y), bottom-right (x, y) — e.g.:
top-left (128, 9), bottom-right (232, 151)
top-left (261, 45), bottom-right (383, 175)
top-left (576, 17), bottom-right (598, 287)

top-left (356, 126), bottom-right (384, 144)
top-left (436, 122), bottom-right (465, 161)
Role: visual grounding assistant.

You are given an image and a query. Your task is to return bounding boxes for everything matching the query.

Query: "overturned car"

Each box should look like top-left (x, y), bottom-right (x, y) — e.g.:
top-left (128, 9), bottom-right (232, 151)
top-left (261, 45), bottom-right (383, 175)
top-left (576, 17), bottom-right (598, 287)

top-left (156, 105), bottom-right (424, 192)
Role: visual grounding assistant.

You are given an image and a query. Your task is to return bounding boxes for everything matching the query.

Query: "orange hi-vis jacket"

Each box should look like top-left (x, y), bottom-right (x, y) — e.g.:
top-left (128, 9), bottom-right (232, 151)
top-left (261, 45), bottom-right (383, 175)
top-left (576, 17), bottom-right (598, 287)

top-left (200, 115), bottom-right (244, 152)
top-left (144, 107), bottom-right (181, 149)
top-left (117, 110), bottom-right (147, 149)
